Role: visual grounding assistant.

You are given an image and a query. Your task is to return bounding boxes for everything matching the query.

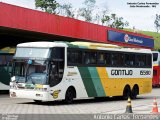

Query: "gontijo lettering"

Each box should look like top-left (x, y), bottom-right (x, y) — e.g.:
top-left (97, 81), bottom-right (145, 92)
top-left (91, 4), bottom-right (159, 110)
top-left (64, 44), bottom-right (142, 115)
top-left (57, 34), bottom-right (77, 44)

top-left (111, 69), bottom-right (133, 75)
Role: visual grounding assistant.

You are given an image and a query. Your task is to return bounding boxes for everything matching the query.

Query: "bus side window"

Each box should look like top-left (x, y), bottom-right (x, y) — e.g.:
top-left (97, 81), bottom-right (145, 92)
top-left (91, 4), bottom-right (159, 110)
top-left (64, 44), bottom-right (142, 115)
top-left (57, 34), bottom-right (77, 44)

top-left (90, 52), bottom-right (97, 64)
top-left (98, 53), bottom-right (105, 65)
top-left (84, 52), bottom-right (90, 64)
top-left (0, 55), bottom-right (7, 65)
top-left (146, 54), bottom-right (152, 67)
top-left (105, 53), bottom-right (111, 66)
top-left (67, 50), bottom-right (82, 65)
top-left (50, 47), bottom-right (64, 87)
top-left (136, 55), bottom-right (146, 67)
top-left (111, 53), bottom-right (119, 66)
top-left (118, 53), bottom-right (124, 66)
top-left (125, 54), bottom-right (135, 66)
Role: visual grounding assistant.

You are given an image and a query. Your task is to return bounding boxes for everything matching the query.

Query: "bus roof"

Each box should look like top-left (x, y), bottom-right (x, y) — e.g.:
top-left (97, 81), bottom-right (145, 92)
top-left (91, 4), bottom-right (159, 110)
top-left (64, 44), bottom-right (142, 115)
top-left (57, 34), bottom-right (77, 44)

top-left (17, 41), bottom-right (68, 48)
top-left (0, 47), bottom-right (15, 54)
top-left (17, 41), bottom-right (151, 54)
top-left (69, 42), bottom-right (151, 54)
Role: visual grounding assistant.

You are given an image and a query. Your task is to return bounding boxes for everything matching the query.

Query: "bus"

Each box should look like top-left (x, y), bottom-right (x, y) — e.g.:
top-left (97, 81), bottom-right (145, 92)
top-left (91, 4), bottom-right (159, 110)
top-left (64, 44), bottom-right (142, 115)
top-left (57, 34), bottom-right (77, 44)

top-left (0, 47), bottom-right (15, 92)
top-left (10, 41), bottom-right (152, 103)
top-left (152, 51), bottom-right (160, 87)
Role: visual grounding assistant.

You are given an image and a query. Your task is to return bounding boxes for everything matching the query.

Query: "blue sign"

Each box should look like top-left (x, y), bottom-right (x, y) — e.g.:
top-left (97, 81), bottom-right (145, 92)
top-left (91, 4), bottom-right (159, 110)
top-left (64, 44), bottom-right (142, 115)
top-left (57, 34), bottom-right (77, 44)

top-left (108, 30), bottom-right (154, 48)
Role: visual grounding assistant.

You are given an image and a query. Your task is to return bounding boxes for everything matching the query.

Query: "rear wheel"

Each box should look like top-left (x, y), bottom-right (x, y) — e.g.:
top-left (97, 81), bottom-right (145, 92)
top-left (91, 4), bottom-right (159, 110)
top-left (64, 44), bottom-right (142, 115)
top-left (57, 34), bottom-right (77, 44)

top-left (131, 85), bottom-right (139, 99)
top-left (123, 86), bottom-right (131, 100)
top-left (65, 87), bottom-right (76, 104)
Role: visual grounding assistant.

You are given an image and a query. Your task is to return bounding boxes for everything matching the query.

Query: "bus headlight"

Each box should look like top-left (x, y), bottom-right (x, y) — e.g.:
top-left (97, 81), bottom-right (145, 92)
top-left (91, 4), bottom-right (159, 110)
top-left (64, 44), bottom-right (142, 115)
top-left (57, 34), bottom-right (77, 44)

top-left (11, 76), bottom-right (16, 82)
top-left (10, 82), bottom-right (17, 89)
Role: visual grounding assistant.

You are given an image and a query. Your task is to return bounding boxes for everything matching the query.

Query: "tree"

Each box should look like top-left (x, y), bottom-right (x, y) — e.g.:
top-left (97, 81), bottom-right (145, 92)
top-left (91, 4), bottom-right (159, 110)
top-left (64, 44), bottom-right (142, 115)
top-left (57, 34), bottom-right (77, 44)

top-left (101, 13), bottom-right (129, 29)
top-left (93, 7), bottom-right (108, 24)
top-left (59, 3), bottom-right (74, 18)
top-left (35, 0), bottom-right (59, 14)
top-left (78, 0), bottom-right (96, 22)
top-left (154, 14), bottom-right (160, 33)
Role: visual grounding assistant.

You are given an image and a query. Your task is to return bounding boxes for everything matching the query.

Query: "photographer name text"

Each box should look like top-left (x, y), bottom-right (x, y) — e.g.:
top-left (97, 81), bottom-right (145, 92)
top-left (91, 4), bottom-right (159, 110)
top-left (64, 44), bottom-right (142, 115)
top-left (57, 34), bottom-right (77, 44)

top-left (127, 2), bottom-right (159, 8)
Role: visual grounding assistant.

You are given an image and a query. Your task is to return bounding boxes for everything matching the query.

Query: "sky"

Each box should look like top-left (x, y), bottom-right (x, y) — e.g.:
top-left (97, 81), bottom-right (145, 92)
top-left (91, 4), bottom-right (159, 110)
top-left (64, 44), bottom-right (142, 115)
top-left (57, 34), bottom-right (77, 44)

top-left (1, 0), bottom-right (160, 32)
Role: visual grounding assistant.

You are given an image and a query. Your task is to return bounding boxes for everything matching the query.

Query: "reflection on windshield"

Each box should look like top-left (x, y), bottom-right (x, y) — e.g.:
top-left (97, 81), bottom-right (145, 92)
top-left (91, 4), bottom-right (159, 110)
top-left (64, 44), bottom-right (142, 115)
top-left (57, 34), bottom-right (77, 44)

top-left (27, 73), bottom-right (47, 85)
top-left (13, 60), bottom-right (48, 85)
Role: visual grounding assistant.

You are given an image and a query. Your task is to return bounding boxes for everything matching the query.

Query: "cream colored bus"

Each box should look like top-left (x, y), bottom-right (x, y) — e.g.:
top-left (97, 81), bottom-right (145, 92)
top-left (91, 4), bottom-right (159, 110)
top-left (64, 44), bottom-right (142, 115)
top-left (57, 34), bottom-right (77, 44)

top-left (10, 41), bottom-right (152, 103)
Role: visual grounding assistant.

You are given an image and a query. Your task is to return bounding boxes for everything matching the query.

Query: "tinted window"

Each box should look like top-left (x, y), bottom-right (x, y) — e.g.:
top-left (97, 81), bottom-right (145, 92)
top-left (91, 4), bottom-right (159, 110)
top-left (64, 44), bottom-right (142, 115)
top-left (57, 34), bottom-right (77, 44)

top-left (0, 55), bottom-right (13, 66)
top-left (125, 54), bottom-right (135, 66)
top-left (105, 53), bottom-right (111, 65)
top-left (146, 54), bottom-right (152, 67)
top-left (136, 55), bottom-right (146, 67)
top-left (83, 51), bottom-right (97, 65)
top-left (52, 47), bottom-right (64, 60)
top-left (97, 53), bottom-right (106, 65)
top-left (67, 51), bottom-right (82, 64)
top-left (111, 53), bottom-right (124, 66)
top-left (153, 53), bottom-right (158, 61)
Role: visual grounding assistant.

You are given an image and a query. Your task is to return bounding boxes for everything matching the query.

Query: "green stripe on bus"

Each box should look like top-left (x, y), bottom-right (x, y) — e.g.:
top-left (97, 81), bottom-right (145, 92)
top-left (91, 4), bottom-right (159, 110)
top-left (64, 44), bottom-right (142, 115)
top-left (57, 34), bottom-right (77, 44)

top-left (78, 67), bottom-right (97, 97)
top-left (67, 44), bottom-right (79, 48)
top-left (88, 67), bottom-right (106, 97)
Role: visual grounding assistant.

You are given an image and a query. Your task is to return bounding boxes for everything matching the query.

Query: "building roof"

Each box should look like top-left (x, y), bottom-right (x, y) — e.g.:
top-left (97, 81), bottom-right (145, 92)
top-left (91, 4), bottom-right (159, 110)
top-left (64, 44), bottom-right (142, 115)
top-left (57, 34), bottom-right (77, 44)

top-left (0, 2), bottom-right (154, 49)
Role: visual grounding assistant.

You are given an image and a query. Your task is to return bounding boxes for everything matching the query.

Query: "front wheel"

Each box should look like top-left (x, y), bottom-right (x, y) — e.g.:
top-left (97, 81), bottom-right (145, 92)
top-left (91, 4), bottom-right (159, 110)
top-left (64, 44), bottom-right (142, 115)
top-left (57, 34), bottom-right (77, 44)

top-left (65, 88), bottom-right (75, 104)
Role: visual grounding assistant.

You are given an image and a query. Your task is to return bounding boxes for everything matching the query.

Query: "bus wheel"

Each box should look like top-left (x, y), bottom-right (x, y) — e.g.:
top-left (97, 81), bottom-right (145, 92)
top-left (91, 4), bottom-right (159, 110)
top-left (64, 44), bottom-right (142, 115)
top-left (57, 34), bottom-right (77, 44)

top-left (131, 85), bottom-right (139, 99)
top-left (65, 87), bottom-right (76, 104)
top-left (33, 100), bottom-right (42, 103)
top-left (123, 86), bottom-right (131, 100)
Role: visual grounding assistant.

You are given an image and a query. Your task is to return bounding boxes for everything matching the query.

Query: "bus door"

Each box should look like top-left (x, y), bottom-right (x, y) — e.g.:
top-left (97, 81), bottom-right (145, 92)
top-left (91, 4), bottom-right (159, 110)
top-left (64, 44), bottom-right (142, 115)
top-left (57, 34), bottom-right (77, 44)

top-left (49, 47), bottom-right (65, 87)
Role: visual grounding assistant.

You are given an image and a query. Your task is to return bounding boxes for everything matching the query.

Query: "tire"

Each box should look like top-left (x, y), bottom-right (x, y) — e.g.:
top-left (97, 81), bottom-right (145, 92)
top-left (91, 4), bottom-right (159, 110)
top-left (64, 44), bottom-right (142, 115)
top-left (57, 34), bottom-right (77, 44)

top-left (123, 86), bottom-right (131, 100)
top-left (65, 87), bottom-right (75, 104)
top-left (131, 86), bottom-right (139, 99)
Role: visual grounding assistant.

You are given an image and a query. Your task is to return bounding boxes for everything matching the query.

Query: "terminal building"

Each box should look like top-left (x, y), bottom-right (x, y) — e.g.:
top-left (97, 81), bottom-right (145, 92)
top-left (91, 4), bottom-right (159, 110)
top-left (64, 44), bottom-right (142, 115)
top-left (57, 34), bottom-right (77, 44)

top-left (0, 2), bottom-right (154, 49)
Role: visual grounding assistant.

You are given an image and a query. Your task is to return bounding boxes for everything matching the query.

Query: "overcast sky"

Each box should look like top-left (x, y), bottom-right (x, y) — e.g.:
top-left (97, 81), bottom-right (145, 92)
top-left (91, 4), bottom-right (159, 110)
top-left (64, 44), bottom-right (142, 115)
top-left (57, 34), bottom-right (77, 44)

top-left (1, 0), bottom-right (160, 32)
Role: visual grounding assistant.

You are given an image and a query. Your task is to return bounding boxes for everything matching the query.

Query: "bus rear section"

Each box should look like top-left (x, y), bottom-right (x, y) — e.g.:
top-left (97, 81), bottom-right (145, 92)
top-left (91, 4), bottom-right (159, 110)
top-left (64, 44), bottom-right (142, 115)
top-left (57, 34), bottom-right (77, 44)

top-left (0, 47), bottom-right (14, 92)
top-left (152, 51), bottom-right (160, 87)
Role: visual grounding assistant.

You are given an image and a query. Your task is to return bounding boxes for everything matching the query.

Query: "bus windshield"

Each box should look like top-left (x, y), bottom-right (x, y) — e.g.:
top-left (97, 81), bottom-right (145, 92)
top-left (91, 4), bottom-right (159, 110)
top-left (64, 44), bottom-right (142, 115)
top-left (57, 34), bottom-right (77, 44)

top-left (13, 60), bottom-right (49, 85)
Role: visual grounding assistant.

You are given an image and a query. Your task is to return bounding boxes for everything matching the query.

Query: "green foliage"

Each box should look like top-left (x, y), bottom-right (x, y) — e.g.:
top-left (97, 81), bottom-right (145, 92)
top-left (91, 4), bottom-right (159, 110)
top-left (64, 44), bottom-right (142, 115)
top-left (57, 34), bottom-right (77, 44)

top-left (154, 14), bottom-right (160, 33)
top-left (101, 13), bottom-right (129, 29)
top-left (59, 4), bottom-right (74, 18)
top-left (78, 8), bottom-right (92, 22)
top-left (35, 0), bottom-right (59, 14)
top-left (84, 0), bottom-right (96, 8)
top-left (78, 0), bottom-right (96, 22)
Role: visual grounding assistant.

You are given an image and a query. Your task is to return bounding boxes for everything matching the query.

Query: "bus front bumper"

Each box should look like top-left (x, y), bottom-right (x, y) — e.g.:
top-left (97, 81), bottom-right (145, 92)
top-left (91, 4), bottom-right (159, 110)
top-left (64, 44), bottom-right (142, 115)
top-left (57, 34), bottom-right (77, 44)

top-left (10, 89), bottom-right (49, 101)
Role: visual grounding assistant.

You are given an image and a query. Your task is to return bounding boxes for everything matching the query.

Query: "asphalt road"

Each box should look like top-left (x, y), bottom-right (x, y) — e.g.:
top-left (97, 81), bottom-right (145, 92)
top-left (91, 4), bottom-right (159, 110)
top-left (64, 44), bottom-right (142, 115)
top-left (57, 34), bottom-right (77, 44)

top-left (0, 88), bottom-right (160, 114)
